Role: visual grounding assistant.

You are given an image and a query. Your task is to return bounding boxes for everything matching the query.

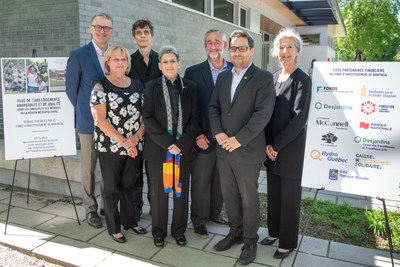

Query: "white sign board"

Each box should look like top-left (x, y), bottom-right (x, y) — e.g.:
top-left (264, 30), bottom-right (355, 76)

top-left (1, 58), bottom-right (76, 160)
top-left (302, 62), bottom-right (400, 200)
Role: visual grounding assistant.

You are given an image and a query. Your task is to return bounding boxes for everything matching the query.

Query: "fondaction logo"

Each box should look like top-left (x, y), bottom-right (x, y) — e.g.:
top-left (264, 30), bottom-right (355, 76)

top-left (314, 102), bottom-right (352, 111)
top-left (361, 101), bottom-right (375, 115)
top-left (310, 149), bottom-right (348, 163)
top-left (316, 117), bottom-right (349, 130)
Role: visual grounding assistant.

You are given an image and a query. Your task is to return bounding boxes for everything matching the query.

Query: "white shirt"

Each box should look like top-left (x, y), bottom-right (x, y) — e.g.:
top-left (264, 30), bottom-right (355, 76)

top-left (92, 41), bottom-right (108, 74)
top-left (230, 62), bottom-right (252, 102)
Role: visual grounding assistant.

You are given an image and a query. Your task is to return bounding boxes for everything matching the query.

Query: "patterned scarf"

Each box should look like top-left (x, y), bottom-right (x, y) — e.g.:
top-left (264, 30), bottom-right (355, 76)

top-left (162, 75), bottom-right (183, 197)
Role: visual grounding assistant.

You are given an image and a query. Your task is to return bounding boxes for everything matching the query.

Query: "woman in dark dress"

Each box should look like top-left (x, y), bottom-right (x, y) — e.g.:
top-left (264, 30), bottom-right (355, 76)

top-left (90, 44), bottom-right (147, 243)
top-left (261, 28), bottom-right (311, 259)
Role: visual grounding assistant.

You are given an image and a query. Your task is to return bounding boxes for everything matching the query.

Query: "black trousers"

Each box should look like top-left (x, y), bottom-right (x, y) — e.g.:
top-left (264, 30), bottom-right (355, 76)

top-left (132, 157), bottom-right (151, 221)
top-left (190, 148), bottom-right (223, 227)
top-left (217, 157), bottom-right (261, 245)
top-left (147, 160), bottom-right (190, 238)
top-left (98, 152), bottom-right (139, 235)
top-left (267, 172), bottom-right (302, 249)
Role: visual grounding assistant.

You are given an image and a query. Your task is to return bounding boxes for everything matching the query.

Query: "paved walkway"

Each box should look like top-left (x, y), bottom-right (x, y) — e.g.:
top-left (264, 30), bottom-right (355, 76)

top-left (0, 170), bottom-right (399, 267)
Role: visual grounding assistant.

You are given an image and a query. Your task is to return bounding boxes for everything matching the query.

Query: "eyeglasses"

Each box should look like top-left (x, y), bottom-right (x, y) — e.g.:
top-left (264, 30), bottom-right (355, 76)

top-left (111, 58), bottom-right (128, 64)
top-left (229, 46), bottom-right (249, 53)
top-left (91, 25), bottom-right (113, 32)
top-left (206, 41), bottom-right (222, 48)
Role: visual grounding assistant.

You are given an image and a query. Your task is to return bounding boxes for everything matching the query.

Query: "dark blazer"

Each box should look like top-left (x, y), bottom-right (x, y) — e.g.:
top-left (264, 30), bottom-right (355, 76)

top-left (209, 63), bottom-right (275, 164)
top-left (142, 76), bottom-right (199, 163)
top-left (184, 60), bottom-right (233, 153)
top-left (66, 42), bottom-right (105, 134)
top-left (128, 49), bottom-right (162, 86)
top-left (265, 68), bottom-right (311, 178)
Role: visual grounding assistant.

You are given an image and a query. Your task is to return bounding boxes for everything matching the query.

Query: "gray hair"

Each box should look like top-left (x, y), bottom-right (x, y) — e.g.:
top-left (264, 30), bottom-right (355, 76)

top-left (159, 45), bottom-right (180, 62)
top-left (271, 28), bottom-right (303, 58)
top-left (91, 13), bottom-right (113, 25)
top-left (204, 29), bottom-right (226, 43)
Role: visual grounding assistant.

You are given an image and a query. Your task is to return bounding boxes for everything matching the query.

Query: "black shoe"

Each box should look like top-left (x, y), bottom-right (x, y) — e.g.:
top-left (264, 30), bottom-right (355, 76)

top-left (273, 248), bottom-right (293, 259)
top-left (238, 243), bottom-right (257, 265)
top-left (99, 208), bottom-right (105, 216)
top-left (123, 226), bottom-right (147, 234)
top-left (110, 233), bottom-right (126, 243)
top-left (260, 236), bottom-right (277, 245)
top-left (194, 224), bottom-right (209, 238)
top-left (174, 235), bottom-right (187, 246)
top-left (86, 211), bottom-right (102, 228)
top-left (213, 234), bottom-right (243, 251)
top-left (210, 216), bottom-right (228, 225)
top-left (154, 237), bottom-right (164, 247)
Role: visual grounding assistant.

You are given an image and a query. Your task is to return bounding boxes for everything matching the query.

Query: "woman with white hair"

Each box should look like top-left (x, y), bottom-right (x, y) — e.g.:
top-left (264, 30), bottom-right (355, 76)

top-left (262, 28), bottom-right (311, 259)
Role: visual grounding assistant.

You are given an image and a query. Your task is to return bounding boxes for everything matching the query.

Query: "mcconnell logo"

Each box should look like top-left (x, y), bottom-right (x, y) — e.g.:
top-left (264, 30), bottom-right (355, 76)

top-left (361, 101), bottom-right (375, 115)
top-left (314, 102), bottom-right (352, 111)
top-left (316, 118), bottom-right (349, 130)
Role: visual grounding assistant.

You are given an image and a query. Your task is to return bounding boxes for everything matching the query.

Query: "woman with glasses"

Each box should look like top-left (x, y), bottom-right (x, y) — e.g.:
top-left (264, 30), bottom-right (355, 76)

top-left (90, 44), bottom-right (147, 243)
top-left (142, 45), bottom-right (198, 248)
top-left (262, 28), bottom-right (311, 259)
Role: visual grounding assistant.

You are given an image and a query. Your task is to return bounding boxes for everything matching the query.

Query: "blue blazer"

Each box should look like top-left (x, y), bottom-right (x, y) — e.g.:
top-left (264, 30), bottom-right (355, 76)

top-left (184, 60), bottom-right (233, 153)
top-left (66, 42), bottom-right (105, 134)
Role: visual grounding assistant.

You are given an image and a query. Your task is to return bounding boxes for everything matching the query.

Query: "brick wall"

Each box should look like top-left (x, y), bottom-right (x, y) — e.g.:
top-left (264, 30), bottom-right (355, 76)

top-left (0, 0), bottom-right (262, 140)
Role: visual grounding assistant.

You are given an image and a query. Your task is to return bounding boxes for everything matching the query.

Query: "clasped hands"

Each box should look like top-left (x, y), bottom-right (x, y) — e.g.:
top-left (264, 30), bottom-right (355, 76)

top-left (215, 133), bottom-right (241, 152)
top-left (266, 145), bottom-right (278, 161)
top-left (121, 136), bottom-right (140, 158)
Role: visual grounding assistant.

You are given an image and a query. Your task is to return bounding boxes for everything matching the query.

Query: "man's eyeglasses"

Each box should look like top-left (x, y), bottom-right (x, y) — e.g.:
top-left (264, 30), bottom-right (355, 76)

top-left (91, 25), bottom-right (113, 32)
top-left (206, 41), bottom-right (222, 48)
top-left (229, 46), bottom-right (249, 53)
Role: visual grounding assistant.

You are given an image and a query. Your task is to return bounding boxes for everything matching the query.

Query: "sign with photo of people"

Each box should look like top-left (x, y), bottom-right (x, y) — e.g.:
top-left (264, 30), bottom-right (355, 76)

top-left (1, 57), bottom-right (76, 160)
top-left (302, 62), bottom-right (400, 200)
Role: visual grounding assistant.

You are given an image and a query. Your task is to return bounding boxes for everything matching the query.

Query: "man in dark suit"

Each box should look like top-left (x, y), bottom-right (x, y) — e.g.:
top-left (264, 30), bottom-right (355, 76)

top-left (209, 30), bottom-right (275, 265)
top-left (184, 29), bottom-right (232, 238)
top-left (66, 13), bottom-right (113, 228)
top-left (127, 19), bottom-right (162, 221)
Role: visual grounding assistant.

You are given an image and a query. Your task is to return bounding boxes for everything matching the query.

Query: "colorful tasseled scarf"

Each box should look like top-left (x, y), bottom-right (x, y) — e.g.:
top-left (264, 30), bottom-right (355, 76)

top-left (161, 75), bottom-right (183, 197)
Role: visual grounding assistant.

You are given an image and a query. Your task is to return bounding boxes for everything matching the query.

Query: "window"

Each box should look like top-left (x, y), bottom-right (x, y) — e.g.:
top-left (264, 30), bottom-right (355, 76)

top-left (240, 7), bottom-right (247, 28)
top-left (301, 34), bottom-right (320, 45)
top-left (214, 0), bottom-right (234, 23)
top-left (173, 0), bottom-right (204, 12)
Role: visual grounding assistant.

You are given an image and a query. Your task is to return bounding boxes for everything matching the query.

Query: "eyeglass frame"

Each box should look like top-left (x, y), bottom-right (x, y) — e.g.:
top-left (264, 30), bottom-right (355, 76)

top-left (91, 25), bottom-right (113, 32)
top-left (229, 46), bottom-right (250, 53)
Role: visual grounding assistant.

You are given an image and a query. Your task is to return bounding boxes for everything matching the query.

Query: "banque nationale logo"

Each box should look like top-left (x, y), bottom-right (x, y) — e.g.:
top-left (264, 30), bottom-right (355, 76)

top-left (315, 102), bottom-right (352, 111)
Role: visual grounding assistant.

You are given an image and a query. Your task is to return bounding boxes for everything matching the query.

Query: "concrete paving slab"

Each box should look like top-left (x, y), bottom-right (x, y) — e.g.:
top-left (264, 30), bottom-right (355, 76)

top-left (0, 207), bottom-right (55, 228)
top-left (96, 252), bottom-right (163, 267)
top-left (205, 221), bottom-right (230, 236)
top-left (280, 252), bottom-right (366, 267)
top-left (90, 230), bottom-right (159, 259)
top-left (0, 189), bottom-right (11, 201)
top-left (33, 235), bottom-right (113, 267)
top-left (38, 201), bottom-right (86, 221)
top-left (253, 243), bottom-right (281, 266)
top-left (329, 241), bottom-right (400, 266)
top-left (0, 192), bottom-right (52, 210)
top-left (0, 223), bottom-right (54, 251)
top-left (152, 242), bottom-right (237, 267)
top-left (163, 228), bottom-right (214, 250)
top-left (297, 235), bottom-right (329, 256)
top-left (0, 202), bottom-right (8, 213)
top-left (337, 197), bottom-right (372, 209)
top-left (36, 216), bottom-right (105, 242)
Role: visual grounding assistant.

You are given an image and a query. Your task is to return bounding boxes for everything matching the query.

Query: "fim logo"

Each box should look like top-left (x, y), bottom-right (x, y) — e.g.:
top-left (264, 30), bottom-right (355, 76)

top-left (360, 122), bottom-right (369, 129)
top-left (322, 133), bottom-right (338, 143)
top-left (329, 169), bottom-right (339, 181)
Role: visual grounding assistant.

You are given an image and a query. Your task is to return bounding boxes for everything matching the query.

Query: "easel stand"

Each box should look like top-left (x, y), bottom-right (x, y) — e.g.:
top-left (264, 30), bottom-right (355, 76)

top-left (376, 197), bottom-right (395, 267)
top-left (291, 187), bottom-right (325, 267)
top-left (4, 156), bottom-right (80, 234)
